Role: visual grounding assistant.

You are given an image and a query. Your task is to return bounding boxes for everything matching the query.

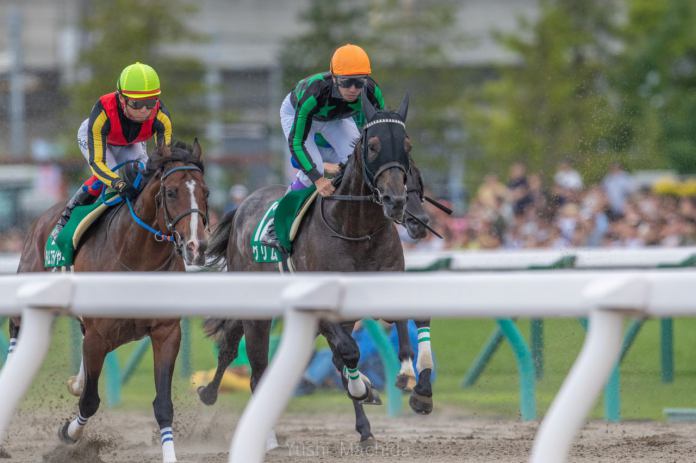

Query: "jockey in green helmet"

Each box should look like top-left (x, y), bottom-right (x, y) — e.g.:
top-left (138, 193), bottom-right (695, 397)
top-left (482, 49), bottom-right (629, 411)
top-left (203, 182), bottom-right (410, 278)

top-left (51, 62), bottom-right (172, 238)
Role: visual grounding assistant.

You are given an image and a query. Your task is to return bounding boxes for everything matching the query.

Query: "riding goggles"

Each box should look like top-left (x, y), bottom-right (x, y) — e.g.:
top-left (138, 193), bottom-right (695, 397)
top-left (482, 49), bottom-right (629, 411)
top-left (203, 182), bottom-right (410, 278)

top-left (336, 76), bottom-right (367, 89)
top-left (125, 97), bottom-right (159, 110)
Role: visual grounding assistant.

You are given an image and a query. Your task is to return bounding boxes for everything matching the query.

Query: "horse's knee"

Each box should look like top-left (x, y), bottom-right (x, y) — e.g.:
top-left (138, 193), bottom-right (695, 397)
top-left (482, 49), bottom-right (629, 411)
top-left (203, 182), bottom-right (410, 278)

top-left (337, 342), bottom-right (360, 369)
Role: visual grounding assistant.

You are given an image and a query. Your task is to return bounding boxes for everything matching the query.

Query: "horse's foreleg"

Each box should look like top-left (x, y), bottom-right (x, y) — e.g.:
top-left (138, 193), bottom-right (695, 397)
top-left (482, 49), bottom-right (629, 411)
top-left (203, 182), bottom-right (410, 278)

top-left (151, 322), bottom-right (181, 463)
top-left (198, 319), bottom-right (244, 406)
top-left (322, 321), bottom-right (381, 405)
top-left (393, 320), bottom-right (416, 392)
top-left (67, 322), bottom-right (86, 396)
top-left (352, 400), bottom-right (375, 445)
top-left (59, 333), bottom-right (107, 444)
top-left (410, 319), bottom-right (433, 415)
top-left (243, 320), bottom-right (278, 451)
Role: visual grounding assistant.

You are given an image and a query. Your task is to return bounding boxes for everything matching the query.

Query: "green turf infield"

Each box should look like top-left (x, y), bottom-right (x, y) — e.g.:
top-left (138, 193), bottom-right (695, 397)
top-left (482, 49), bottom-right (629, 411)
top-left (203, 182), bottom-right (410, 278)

top-left (4, 316), bottom-right (696, 420)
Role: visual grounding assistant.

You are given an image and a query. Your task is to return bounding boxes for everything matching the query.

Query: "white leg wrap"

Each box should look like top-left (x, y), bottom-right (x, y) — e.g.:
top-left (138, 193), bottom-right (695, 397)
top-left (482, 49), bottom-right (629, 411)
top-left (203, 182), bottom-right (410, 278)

top-left (266, 429), bottom-right (279, 451)
top-left (68, 414), bottom-right (87, 441)
top-left (416, 327), bottom-right (433, 372)
top-left (160, 427), bottom-right (177, 463)
top-left (400, 358), bottom-right (416, 378)
top-left (344, 366), bottom-right (367, 398)
top-left (416, 341), bottom-right (433, 372)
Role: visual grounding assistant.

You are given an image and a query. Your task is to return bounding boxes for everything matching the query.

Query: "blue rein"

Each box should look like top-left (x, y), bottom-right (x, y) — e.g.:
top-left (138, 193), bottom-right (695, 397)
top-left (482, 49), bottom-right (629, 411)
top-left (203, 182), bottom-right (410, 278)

top-left (98, 160), bottom-right (178, 243)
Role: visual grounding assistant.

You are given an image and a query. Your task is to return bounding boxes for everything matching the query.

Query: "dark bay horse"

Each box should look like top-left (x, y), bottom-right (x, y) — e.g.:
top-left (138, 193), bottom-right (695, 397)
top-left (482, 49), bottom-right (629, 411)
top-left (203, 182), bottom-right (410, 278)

top-left (11, 140), bottom-right (209, 463)
top-left (200, 93), bottom-right (411, 445)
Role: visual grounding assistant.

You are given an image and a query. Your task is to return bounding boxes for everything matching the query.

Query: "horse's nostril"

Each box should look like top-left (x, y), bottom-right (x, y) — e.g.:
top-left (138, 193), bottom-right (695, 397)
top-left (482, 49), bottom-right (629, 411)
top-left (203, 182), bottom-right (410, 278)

top-left (186, 241), bottom-right (198, 254)
top-left (199, 240), bottom-right (208, 254)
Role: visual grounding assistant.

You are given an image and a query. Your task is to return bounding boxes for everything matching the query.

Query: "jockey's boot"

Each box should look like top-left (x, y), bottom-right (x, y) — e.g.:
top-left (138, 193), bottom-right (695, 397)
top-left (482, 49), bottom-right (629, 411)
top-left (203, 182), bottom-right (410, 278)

top-left (50, 187), bottom-right (95, 239)
top-left (259, 218), bottom-right (282, 250)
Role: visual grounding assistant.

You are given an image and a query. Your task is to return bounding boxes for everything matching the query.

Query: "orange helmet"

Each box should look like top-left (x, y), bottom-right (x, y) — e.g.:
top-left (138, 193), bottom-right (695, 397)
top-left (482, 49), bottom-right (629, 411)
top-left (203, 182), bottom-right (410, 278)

top-left (330, 44), bottom-right (371, 76)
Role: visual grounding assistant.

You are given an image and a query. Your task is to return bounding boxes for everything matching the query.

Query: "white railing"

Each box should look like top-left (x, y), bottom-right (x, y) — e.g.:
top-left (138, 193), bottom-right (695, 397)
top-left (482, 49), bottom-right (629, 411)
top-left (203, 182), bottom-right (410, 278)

top-left (404, 246), bottom-right (696, 270)
top-left (0, 270), bottom-right (695, 462)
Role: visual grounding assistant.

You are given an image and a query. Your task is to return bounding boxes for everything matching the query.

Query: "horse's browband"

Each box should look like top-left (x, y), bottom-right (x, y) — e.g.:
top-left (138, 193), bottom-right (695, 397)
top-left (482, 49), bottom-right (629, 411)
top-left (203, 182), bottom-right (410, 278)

top-left (363, 118), bottom-right (406, 129)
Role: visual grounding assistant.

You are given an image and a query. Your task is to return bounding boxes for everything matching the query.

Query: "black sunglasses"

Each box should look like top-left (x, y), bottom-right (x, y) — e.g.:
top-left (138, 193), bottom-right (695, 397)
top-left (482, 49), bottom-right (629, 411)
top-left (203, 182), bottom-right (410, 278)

top-left (336, 76), bottom-right (367, 89)
top-left (125, 97), bottom-right (158, 110)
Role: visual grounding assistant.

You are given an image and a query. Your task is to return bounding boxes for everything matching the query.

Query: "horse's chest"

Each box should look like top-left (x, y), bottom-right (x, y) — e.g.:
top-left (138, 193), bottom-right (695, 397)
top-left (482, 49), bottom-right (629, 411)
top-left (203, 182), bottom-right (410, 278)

top-left (94, 319), bottom-right (150, 347)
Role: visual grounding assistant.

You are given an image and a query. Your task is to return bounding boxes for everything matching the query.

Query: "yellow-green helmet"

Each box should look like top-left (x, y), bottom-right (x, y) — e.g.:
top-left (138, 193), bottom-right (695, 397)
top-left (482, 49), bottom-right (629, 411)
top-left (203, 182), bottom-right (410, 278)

top-left (117, 62), bottom-right (161, 99)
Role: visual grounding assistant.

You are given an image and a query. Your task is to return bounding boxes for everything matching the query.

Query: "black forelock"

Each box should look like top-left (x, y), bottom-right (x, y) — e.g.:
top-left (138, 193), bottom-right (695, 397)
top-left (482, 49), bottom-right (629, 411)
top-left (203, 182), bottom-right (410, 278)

top-left (145, 140), bottom-right (204, 177)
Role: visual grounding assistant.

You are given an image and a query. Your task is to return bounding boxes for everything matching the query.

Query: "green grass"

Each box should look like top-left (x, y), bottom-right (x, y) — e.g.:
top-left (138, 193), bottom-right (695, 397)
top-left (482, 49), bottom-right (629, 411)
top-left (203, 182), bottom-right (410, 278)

top-left (2, 316), bottom-right (696, 420)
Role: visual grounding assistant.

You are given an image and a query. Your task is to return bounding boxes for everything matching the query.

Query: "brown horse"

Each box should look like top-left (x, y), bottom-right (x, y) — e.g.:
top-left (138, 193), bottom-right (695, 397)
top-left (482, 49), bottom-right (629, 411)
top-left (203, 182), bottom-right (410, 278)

top-left (200, 93), bottom-right (413, 445)
top-left (11, 140), bottom-right (208, 463)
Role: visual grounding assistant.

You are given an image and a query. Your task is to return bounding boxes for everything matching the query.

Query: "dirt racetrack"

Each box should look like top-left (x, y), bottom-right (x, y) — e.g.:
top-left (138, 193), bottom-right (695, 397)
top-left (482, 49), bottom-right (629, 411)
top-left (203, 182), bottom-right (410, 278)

top-left (3, 407), bottom-right (696, 462)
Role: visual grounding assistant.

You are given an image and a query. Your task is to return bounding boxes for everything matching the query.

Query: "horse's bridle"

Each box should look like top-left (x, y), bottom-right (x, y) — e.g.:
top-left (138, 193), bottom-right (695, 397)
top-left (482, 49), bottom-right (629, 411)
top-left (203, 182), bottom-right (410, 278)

top-left (325, 117), bottom-right (410, 205)
top-left (361, 117), bottom-right (410, 200)
top-left (156, 164), bottom-right (209, 244)
top-left (319, 116), bottom-right (410, 241)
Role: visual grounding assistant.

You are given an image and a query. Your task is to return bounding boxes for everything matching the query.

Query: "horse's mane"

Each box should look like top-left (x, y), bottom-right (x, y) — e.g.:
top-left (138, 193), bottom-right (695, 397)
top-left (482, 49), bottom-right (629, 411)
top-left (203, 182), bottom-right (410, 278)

top-left (145, 140), bottom-right (204, 177)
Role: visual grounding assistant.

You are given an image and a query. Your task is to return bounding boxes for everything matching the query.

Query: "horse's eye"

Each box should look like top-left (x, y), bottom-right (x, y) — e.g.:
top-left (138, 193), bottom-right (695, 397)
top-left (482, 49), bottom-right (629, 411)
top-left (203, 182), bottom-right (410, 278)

top-left (404, 138), bottom-right (412, 153)
top-left (204, 190), bottom-right (210, 199)
top-left (367, 136), bottom-right (381, 162)
top-left (166, 189), bottom-right (177, 199)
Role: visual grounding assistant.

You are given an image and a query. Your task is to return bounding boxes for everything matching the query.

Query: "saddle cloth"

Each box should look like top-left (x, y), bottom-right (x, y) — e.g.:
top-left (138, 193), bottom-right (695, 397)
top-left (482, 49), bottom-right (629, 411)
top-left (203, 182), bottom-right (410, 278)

top-left (250, 186), bottom-right (318, 263)
top-left (44, 194), bottom-right (116, 269)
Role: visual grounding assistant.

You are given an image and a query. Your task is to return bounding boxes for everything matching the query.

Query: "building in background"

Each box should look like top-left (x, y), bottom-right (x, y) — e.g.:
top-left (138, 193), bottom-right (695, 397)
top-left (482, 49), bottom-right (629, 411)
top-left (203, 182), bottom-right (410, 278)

top-left (0, 0), bottom-right (537, 223)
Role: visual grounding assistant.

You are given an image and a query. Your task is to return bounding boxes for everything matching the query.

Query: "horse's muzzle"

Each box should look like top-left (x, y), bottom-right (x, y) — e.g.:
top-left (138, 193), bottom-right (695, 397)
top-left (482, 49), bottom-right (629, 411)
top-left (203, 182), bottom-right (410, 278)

top-left (406, 214), bottom-right (429, 240)
top-left (381, 194), bottom-right (406, 222)
top-left (184, 239), bottom-right (207, 266)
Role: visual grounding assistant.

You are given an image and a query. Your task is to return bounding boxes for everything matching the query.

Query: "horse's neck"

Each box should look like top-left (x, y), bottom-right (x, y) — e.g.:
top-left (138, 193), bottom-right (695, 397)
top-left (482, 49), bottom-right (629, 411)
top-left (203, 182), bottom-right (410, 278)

top-left (108, 186), bottom-right (179, 271)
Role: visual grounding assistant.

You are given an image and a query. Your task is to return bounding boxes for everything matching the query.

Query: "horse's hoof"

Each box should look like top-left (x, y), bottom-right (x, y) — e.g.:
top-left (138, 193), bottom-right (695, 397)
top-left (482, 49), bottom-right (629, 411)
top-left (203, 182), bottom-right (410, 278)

top-left (409, 391), bottom-right (433, 415)
top-left (359, 436), bottom-right (376, 449)
top-left (66, 376), bottom-right (83, 397)
top-left (361, 386), bottom-right (382, 406)
top-left (395, 374), bottom-right (415, 392)
top-left (197, 385), bottom-right (218, 406)
top-left (0, 446), bottom-right (11, 458)
top-left (58, 421), bottom-right (78, 445)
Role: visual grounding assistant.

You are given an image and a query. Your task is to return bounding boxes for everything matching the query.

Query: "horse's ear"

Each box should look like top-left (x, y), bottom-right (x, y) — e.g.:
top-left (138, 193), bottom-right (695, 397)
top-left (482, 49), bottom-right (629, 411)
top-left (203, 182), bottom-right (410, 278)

top-left (157, 140), bottom-right (171, 157)
top-left (397, 93), bottom-right (409, 121)
top-left (192, 137), bottom-right (203, 160)
top-left (361, 91), bottom-right (377, 122)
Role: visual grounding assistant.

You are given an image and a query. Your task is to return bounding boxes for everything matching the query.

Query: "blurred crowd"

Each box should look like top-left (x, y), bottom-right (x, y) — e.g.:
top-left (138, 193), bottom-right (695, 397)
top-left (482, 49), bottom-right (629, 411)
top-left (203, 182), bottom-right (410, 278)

top-left (1, 161), bottom-right (695, 254)
top-left (402, 161), bottom-right (696, 251)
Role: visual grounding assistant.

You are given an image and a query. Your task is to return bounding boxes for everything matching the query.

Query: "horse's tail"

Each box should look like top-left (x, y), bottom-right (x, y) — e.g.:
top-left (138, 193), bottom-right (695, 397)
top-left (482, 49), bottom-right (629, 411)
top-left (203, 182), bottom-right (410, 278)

top-left (202, 317), bottom-right (241, 342)
top-left (205, 209), bottom-right (236, 268)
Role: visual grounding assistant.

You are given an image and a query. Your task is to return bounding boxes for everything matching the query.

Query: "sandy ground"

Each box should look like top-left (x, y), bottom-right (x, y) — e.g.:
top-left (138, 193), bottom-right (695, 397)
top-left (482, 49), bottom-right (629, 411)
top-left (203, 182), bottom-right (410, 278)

top-left (2, 406), bottom-right (696, 462)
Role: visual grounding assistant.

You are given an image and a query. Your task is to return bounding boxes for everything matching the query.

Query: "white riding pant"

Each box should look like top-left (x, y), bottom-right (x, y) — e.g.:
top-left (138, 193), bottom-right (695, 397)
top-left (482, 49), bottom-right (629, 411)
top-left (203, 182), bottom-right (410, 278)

top-left (280, 93), bottom-right (360, 187)
top-left (77, 118), bottom-right (148, 178)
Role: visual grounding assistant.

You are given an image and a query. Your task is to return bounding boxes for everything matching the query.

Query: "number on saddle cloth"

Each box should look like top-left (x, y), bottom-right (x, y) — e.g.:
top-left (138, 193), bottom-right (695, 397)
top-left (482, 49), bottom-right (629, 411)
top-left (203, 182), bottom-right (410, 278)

top-left (250, 185), bottom-right (317, 263)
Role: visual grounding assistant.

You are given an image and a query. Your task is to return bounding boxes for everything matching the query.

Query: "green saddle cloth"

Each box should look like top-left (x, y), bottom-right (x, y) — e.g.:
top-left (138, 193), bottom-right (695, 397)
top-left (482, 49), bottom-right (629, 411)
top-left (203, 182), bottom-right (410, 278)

top-left (250, 186), bottom-right (316, 263)
top-left (44, 194), bottom-right (116, 268)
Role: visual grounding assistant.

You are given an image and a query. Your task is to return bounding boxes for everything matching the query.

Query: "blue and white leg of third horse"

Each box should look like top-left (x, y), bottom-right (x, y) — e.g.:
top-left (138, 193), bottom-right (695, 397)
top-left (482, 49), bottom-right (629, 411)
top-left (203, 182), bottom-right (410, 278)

top-left (410, 320), bottom-right (434, 414)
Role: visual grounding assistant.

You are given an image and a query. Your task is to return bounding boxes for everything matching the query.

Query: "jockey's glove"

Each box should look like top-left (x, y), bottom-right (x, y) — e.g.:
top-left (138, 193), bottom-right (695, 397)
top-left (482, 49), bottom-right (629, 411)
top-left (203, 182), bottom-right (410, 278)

top-left (113, 179), bottom-right (139, 201)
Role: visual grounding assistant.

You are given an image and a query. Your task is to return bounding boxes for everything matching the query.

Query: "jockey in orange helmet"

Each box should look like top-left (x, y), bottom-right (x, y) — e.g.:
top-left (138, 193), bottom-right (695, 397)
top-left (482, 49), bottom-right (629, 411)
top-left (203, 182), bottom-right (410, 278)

top-left (261, 44), bottom-right (385, 249)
